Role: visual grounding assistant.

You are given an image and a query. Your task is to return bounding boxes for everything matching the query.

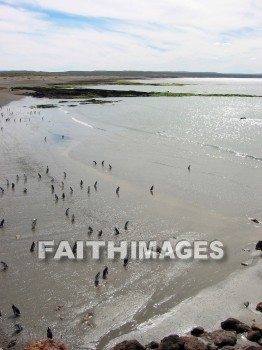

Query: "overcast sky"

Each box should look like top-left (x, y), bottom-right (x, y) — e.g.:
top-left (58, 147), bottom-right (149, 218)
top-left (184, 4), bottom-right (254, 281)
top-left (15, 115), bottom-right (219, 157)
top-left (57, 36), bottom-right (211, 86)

top-left (0, 0), bottom-right (261, 73)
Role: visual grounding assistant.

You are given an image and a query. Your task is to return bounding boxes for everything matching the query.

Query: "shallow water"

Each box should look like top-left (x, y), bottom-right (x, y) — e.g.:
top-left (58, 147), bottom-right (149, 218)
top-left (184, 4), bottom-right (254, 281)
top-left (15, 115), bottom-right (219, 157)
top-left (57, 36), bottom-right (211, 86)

top-left (0, 78), bottom-right (262, 349)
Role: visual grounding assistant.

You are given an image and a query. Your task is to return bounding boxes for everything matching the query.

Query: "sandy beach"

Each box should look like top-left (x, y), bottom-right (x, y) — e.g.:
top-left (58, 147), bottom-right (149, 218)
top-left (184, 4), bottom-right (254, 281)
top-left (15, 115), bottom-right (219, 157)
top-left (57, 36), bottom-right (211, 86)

top-left (0, 74), bottom-right (262, 350)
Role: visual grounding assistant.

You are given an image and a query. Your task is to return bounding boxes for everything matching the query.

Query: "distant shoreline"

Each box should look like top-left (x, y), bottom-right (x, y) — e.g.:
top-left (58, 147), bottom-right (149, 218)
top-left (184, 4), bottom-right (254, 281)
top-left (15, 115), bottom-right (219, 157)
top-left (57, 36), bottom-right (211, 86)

top-left (1, 70), bottom-right (262, 78)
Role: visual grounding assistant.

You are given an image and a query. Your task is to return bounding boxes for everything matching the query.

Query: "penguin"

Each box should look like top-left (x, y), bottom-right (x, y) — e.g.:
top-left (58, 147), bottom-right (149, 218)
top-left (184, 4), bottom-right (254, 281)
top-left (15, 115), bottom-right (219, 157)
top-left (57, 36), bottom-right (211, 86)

top-left (124, 221), bottom-right (129, 230)
top-left (116, 187), bottom-right (120, 195)
top-left (38, 173), bottom-right (42, 179)
top-left (123, 257), bottom-right (129, 267)
top-left (102, 266), bottom-right (108, 279)
top-left (93, 161), bottom-right (97, 165)
top-left (0, 219), bottom-right (5, 227)
top-left (65, 208), bottom-right (69, 216)
top-left (188, 165), bottom-right (191, 172)
top-left (14, 324), bottom-right (23, 334)
top-left (31, 218), bottom-right (37, 230)
top-left (114, 227), bottom-right (120, 235)
top-left (0, 261), bottom-right (8, 271)
top-left (30, 242), bottom-right (35, 252)
top-left (88, 226), bottom-right (93, 234)
top-left (12, 304), bottom-right (21, 317)
top-left (72, 242), bottom-right (77, 255)
top-left (94, 181), bottom-right (97, 190)
top-left (47, 327), bottom-right (53, 339)
top-left (71, 214), bottom-right (75, 223)
top-left (46, 166), bottom-right (49, 174)
top-left (102, 161), bottom-right (105, 166)
top-left (109, 164), bottom-right (112, 170)
top-left (23, 188), bottom-right (27, 194)
top-left (94, 272), bottom-right (100, 287)
top-left (98, 230), bottom-right (103, 237)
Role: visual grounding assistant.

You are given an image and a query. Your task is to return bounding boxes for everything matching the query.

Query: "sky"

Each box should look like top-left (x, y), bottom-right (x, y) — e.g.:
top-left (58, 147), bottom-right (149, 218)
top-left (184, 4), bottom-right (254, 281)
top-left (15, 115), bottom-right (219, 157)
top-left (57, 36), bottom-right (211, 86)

top-left (0, 0), bottom-right (261, 73)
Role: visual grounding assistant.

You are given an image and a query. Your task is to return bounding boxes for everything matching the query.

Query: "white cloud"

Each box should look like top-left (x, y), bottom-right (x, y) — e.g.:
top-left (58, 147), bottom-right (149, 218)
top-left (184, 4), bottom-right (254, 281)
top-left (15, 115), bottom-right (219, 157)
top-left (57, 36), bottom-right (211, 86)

top-left (0, 0), bottom-right (261, 72)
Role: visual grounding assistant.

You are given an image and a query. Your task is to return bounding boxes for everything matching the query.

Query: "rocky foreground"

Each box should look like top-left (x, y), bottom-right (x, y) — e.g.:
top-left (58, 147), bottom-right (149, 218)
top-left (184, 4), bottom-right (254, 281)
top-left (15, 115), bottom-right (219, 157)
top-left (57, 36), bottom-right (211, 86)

top-left (17, 311), bottom-right (262, 350)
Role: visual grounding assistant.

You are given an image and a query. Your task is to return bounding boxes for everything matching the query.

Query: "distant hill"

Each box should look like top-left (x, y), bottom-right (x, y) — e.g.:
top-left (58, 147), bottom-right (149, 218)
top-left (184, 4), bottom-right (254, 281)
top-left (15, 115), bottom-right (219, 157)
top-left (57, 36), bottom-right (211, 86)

top-left (0, 70), bottom-right (261, 78)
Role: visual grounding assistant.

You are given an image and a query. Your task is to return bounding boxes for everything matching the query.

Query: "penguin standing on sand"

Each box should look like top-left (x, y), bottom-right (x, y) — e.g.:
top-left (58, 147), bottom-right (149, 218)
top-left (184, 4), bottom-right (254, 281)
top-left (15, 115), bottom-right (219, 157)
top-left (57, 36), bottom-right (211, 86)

top-left (46, 166), bottom-right (49, 174)
top-left (0, 261), bottom-right (8, 271)
top-left (65, 208), bottom-right (69, 216)
top-left (47, 327), bottom-right (53, 339)
top-left (124, 221), bottom-right (129, 230)
top-left (102, 266), bottom-right (108, 279)
top-left (94, 181), bottom-right (97, 190)
top-left (188, 165), bottom-right (191, 172)
top-left (30, 242), bottom-right (35, 252)
top-left (94, 272), bottom-right (100, 287)
top-left (12, 305), bottom-right (20, 317)
top-left (31, 219), bottom-right (37, 230)
top-left (72, 242), bottom-right (77, 255)
top-left (123, 257), bottom-right (129, 267)
top-left (0, 219), bottom-right (4, 228)
top-left (114, 227), bottom-right (120, 235)
top-left (116, 187), bottom-right (120, 195)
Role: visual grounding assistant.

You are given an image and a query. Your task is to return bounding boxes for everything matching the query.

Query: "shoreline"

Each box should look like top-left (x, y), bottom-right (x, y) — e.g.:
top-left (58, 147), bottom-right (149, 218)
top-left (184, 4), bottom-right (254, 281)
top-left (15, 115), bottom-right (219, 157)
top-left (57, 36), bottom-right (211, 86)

top-left (0, 75), bottom-right (262, 350)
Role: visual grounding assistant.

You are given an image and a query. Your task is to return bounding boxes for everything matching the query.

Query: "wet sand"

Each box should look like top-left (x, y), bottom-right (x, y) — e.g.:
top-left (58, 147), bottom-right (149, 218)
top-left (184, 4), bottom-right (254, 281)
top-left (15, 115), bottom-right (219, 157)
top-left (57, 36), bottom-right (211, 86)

top-left (0, 75), bottom-right (262, 350)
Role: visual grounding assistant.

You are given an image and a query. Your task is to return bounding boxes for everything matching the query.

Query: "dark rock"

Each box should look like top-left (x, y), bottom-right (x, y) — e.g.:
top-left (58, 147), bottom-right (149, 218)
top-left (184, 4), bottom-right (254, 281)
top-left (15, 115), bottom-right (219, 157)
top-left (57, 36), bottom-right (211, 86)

top-left (180, 336), bottom-right (207, 349)
top-left (159, 334), bottom-right (184, 350)
top-left (111, 340), bottom-right (145, 350)
top-left (256, 303), bottom-right (262, 312)
top-left (246, 330), bottom-right (261, 342)
top-left (146, 341), bottom-right (159, 349)
top-left (204, 330), bottom-right (237, 348)
top-left (24, 339), bottom-right (69, 350)
top-left (221, 346), bottom-right (262, 349)
top-left (251, 324), bottom-right (262, 333)
top-left (256, 241), bottom-right (262, 250)
top-left (221, 318), bottom-right (251, 333)
top-left (191, 327), bottom-right (205, 337)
